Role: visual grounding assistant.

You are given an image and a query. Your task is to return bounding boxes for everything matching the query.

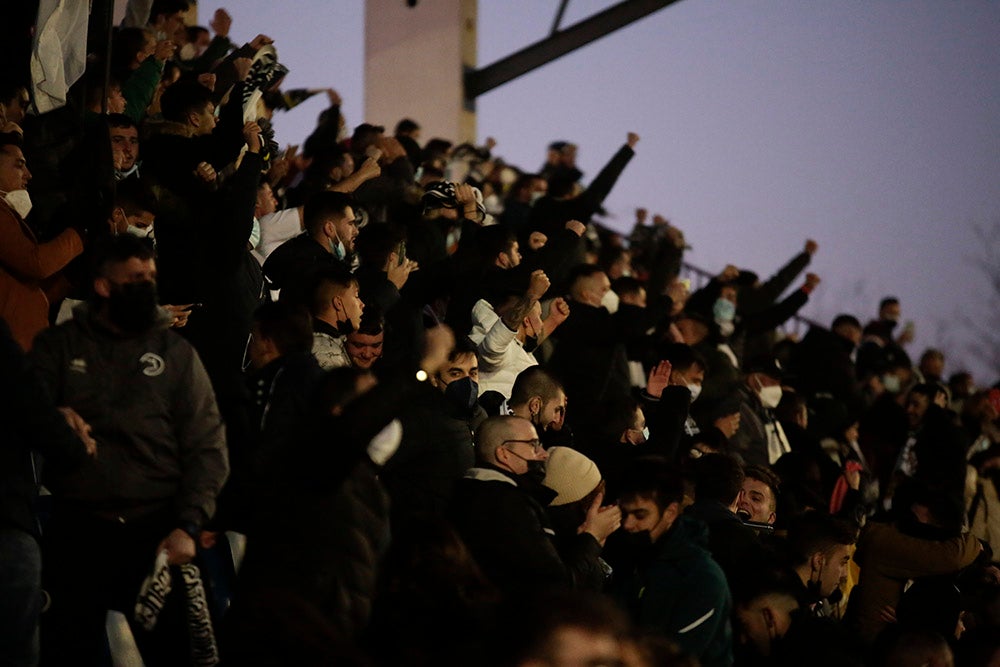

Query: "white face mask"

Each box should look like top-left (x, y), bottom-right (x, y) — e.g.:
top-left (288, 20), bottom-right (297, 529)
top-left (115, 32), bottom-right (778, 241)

top-left (179, 43), bottom-right (199, 61)
top-left (530, 191), bottom-right (544, 205)
top-left (126, 224), bottom-right (155, 240)
top-left (2, 190), bottom-right (32, 219)
top-left (882, 374), bottom-right (901, 394)
top-left (483, 193), bottom-right (503, 215)
top-left (600, 289), bottom-right (620, 313)
top-left (115, 163), bottom-right (140, 181)
top-left (758, 385), bottom-right (783, 409)
top-left (687, 383), bottom-right (703, 402)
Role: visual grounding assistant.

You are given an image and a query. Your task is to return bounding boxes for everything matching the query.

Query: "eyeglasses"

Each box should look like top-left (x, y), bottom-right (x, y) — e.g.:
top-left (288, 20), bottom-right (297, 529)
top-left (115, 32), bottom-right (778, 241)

top-left (502, 438), bottom-right (544, 455)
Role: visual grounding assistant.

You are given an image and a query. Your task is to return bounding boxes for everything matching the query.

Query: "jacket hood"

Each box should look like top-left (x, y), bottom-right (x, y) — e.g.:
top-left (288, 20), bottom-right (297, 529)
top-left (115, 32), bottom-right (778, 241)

top-left (657, 514), bottom-right (711, 557)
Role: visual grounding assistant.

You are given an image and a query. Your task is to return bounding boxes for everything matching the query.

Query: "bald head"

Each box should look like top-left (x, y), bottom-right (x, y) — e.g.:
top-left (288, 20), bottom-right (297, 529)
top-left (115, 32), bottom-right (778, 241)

top-left (475, 415), bottom-right (534, 466)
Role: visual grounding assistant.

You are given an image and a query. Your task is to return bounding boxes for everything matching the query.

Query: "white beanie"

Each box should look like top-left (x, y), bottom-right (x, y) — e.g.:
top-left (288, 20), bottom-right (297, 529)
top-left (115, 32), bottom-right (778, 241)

top-left (543, 446), bottom-right (602, 507)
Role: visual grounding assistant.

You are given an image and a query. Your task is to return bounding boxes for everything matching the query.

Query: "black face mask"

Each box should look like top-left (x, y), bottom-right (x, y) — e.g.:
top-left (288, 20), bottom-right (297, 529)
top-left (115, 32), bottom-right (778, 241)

top-left (522, 458), bottom-right (547, 487)
top-left (444, 376), bottom-right (479, 413)
top-left (622, 530), bottom-right (656, 561)
top-left (107, 281), bottom-right (160, 333)
top-left (335, 316), bottom-right (357, 335)
top-left (522, 335), bottom-right (540, 353)
top-left (505, 447), bottom-right (547, 487)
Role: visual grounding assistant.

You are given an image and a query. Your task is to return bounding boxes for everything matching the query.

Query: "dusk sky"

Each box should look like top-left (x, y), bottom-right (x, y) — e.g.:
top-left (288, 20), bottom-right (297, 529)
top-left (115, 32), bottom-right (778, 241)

top-left (229, 0), bottom-right (1000, 381)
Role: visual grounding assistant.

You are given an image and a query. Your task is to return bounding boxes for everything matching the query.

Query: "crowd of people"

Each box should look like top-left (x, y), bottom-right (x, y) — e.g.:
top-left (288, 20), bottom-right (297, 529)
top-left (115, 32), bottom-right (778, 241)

top-left (2, 1), bottom-right (1000, 665)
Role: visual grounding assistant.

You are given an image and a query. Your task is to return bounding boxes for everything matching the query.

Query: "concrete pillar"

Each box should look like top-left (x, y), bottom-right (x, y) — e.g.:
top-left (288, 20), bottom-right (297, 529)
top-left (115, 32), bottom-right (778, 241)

top-left (364, 0), bottom-right (477, 144)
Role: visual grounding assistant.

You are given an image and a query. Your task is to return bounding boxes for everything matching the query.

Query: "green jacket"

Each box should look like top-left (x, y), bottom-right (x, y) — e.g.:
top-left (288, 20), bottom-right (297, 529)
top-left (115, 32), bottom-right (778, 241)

top-left (619, 516), bottom-right (734, 667)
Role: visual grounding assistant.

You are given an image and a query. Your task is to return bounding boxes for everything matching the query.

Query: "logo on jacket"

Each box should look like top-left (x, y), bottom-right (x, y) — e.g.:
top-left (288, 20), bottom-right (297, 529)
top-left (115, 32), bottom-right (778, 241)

top-left (140, 352), bottom-right (165, 377)
top-left (69, 358), bottom-right (87, 374)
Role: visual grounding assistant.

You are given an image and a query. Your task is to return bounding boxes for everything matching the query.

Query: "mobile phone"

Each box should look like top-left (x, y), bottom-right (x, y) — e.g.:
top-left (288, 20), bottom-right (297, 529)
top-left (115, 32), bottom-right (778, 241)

top-left (396, 241), bottom-right (407, 266)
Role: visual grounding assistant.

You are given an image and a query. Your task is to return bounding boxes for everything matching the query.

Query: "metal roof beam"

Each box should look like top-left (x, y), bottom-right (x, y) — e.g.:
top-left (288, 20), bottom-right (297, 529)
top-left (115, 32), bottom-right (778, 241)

top-left (465, 0), bottom-right (680, 99)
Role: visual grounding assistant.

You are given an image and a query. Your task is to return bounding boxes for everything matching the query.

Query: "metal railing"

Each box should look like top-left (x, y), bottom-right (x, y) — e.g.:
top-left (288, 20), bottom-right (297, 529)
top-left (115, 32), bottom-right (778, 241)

top-left (678, 261), bottom-right (824, 338)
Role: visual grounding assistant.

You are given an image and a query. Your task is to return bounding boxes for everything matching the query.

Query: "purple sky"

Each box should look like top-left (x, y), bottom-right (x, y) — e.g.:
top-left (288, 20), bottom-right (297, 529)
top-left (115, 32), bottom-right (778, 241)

top-left (235, 0), bottom-right (1000, 382)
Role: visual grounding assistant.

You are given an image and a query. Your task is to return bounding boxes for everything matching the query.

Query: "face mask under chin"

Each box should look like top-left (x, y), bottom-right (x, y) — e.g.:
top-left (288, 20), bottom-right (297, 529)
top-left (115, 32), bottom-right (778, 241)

top-left (1, 189), bottom-right (33, 219)
top-left (505, 446), bottom-right (547, 487)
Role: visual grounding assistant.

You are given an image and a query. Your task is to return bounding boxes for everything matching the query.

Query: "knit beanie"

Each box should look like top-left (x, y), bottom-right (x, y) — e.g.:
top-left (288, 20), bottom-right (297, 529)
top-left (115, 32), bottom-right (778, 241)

top-left (543, 446), bottom-right (602, 507)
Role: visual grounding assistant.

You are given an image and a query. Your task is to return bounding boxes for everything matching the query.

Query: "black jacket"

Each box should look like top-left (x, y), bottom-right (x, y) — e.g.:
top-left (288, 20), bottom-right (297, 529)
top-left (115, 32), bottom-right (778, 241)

top-left (231, 379), bottom-right (409, 642)
top-left (0, 319), bottom-right (88, 537)
top-left (379, 384), bottom-right (480, 529)
top-left (262, 232), bottom-right (346, 306)
top-left (685, 499), bottom-right (763, 584)
top-left (450, 466), bottom-right (602, 594)
top-left (145, 113), bottom-right (265, 430)
top-left (216, 352), bottom-right (324, 533)
top-left (530, 144), bottom-right (635, 237)
top-left (549, 297), bottom-right (669, 433)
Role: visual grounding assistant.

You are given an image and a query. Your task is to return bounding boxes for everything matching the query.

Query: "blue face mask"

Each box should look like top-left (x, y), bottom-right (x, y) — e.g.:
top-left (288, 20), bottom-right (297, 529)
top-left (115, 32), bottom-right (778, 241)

top-left (713, 298), bottom-right (736, 322)
top-left (248, 219), bottom-right (261, 249)
top-left (444, 376), bottom-right (479, 412)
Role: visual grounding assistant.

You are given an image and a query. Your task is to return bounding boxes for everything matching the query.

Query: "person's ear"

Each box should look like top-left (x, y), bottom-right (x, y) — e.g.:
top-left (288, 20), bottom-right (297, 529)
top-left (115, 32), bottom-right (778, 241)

top-left (810, 552), bottom-right (825, 577)
top-left (651, 501), bottom-right (679, 540)
top-left (332, 295), bottom-right (346, 316)
top-left (494, 445), bottom-right (515, 470)
top-left (94, 277), bottom-right (112, 299)
top-left (111, 208), bottom-right (128, 233)
top-left (528, 396), bottom-right (542, 417)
